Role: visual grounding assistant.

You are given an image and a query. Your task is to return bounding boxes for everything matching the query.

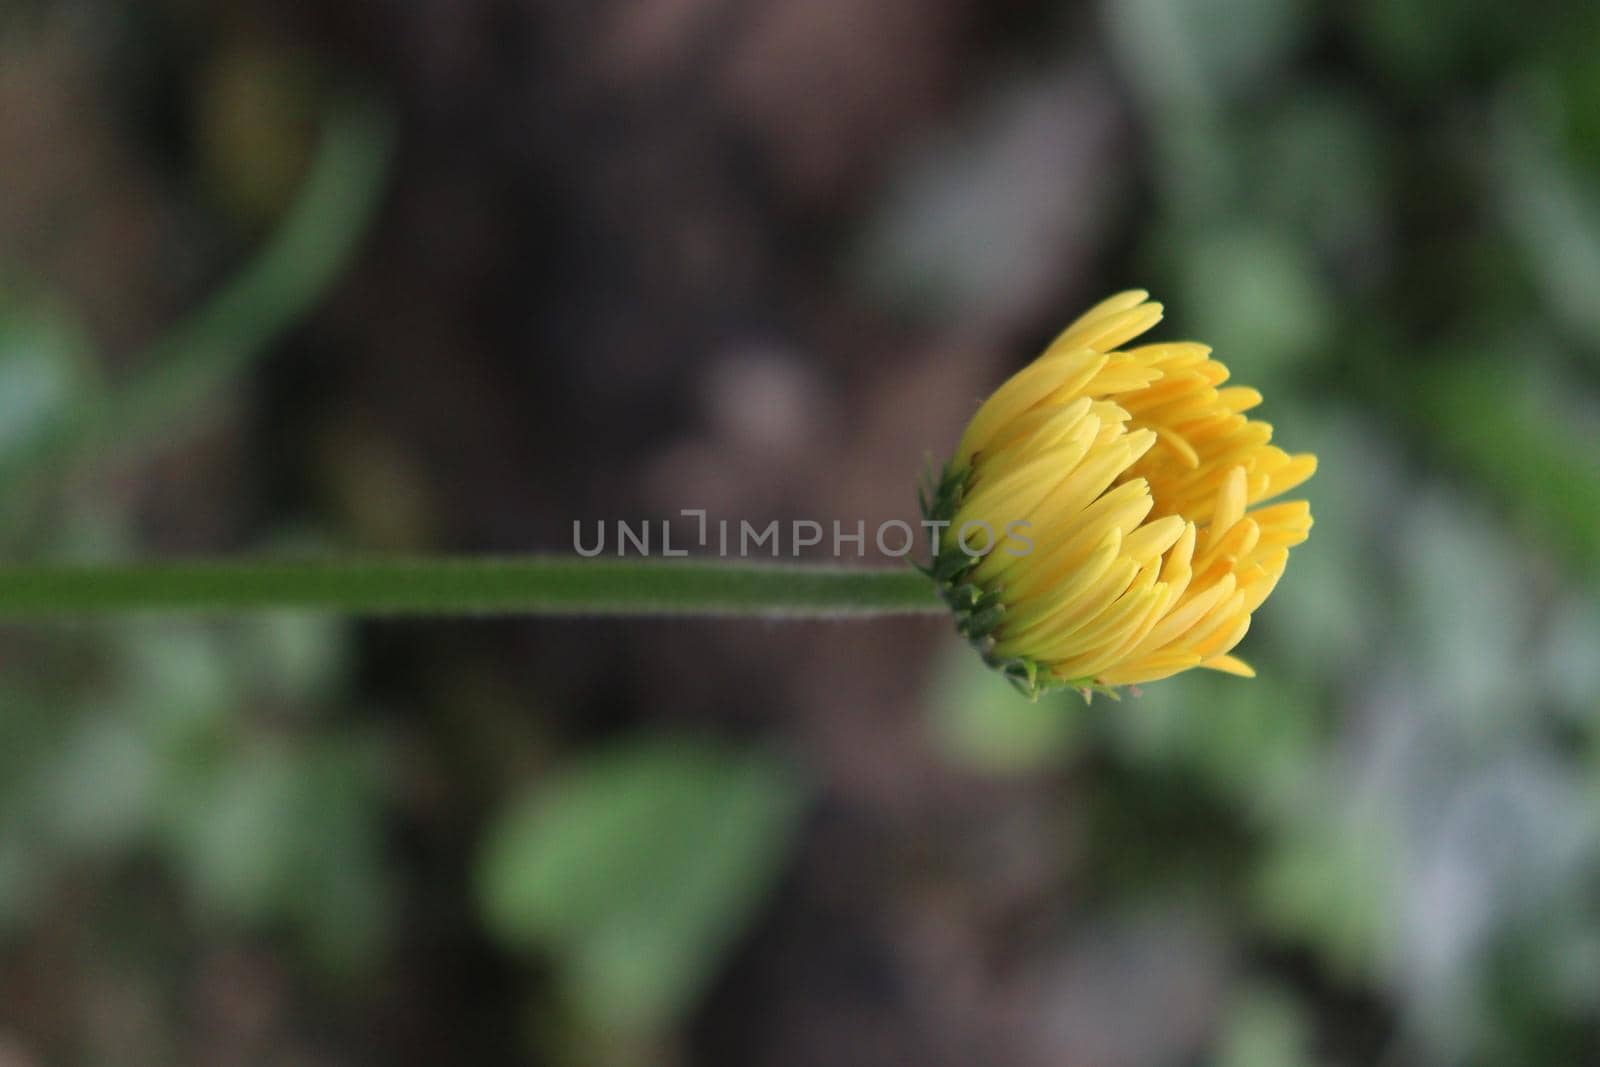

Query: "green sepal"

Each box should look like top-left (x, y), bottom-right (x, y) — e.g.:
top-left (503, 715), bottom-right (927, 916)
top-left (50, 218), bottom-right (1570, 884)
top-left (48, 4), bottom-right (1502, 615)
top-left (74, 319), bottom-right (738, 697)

top-left (919, 455), bottom-right (1126, 702)
top-left (957, 603), bottom-right (1005, 640)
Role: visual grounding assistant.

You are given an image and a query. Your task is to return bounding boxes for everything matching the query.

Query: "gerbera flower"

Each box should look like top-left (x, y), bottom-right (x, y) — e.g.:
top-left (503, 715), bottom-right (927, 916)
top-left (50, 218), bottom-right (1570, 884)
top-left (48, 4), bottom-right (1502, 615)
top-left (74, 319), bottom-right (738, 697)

top-left (922, 291), bottom-right (1316, 699)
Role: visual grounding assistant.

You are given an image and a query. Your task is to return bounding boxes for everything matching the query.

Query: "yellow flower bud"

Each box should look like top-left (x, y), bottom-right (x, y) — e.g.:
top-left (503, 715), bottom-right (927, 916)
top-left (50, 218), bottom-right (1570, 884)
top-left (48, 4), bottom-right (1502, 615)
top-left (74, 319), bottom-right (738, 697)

top-left (923, 291), bottom-right (1316, 699)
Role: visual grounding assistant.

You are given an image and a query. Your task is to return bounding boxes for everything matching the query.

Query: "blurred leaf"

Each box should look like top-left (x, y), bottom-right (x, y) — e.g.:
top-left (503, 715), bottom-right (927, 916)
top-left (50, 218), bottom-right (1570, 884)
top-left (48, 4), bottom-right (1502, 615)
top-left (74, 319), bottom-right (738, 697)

top-left (1255, 814), bottom-right (1401, 980)
top-left (160, 730), bottom-right (391, 976)
top-left (0, 287), bottom-right (97, 464)
top-left (1254, 93), bottom-right (1391, 272)
top-left (1394, 493), bottom-right (1541, 722)
top-left (1103, 0), bottom-right (1312, 213)
top-left (1345, 0), bottom-right (1462, 85)
top-left (116, 624), bottom-right (239, 746)
top-left (928, 643), bottom-right (1082, 774)
top-left (1214, 984), bottom-right (1317, 1067)
top-left (1495, 85), bottom-right (1600, 353)
top-left (1166, 223), bottom-right (1332, 388)
top-left (1555, 48), bottom-right (1600, 170)
top-left (1104, 0), bottom-right (1311, 109)
top-left (0, 96), bottom-right (396, 527)
top-left (1109, 672), bottom-right (1321, 823)
top-left (1346, 0), bottom-right (1534, 88)
top-left (287, 738), bottom-right (392, 976)
top-left (168, 743), bottom-right (305, 923)
top-left (0, 682), bottom-right (60, 934)
top-left (227, 615), bottom-right (351, 711)
top-left (1257, 412), bottom-right (1396, 685)
top-left (43, 714), bottom-right (158, 855)
top-left (1416, 356), bottom-right (1600, 576)
top-left (1515, 918), bottom-right (1600, 1014)
top-left (478, 738), bottom-right (808, 1036)
top-left (1539, 594), bottom-right (1600, 717)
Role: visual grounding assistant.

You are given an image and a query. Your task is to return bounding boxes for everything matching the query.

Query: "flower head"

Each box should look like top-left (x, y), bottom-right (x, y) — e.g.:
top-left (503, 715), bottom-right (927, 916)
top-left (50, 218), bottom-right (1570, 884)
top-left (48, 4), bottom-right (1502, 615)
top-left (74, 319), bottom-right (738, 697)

top-left (923, 291), bottom-right (1316, 699)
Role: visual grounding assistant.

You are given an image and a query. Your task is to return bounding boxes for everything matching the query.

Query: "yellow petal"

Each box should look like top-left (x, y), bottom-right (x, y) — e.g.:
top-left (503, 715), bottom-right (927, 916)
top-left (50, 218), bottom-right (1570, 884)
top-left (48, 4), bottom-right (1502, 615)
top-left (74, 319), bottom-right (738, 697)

top-left (1201, 654), bottom-right (1256, 677)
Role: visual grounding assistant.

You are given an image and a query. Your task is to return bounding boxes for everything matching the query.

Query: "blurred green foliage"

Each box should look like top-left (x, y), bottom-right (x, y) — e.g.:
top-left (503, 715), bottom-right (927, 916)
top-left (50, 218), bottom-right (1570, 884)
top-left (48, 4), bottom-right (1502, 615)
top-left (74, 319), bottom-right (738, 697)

top-left (0, 95), bottom-right (394, 535)
top-left (923, 0), bottom-right (1600, 1063)
top-left (0, 290), bottom-right (99, 466)
top-left (1215, 984), bottom-right (1318, 1067)
top-left (0, 53), bottom-right (404, 1052)
top-left (0, 615), bottom-right (389, 974)
top-left (479, 739), bottom-right (806, 1052)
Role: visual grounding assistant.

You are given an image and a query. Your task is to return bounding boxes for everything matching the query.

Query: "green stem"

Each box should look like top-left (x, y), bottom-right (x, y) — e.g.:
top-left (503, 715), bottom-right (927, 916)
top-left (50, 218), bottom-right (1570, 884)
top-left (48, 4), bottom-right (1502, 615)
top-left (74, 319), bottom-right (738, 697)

top-left (0, 558), bottom-right (944, 619)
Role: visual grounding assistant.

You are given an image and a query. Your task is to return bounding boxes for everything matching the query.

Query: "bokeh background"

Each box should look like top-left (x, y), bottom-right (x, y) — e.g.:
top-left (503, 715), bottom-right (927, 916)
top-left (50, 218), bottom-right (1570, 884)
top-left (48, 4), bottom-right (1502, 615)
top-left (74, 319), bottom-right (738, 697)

top-left (3, 1), bottom-right (1600, 1064)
